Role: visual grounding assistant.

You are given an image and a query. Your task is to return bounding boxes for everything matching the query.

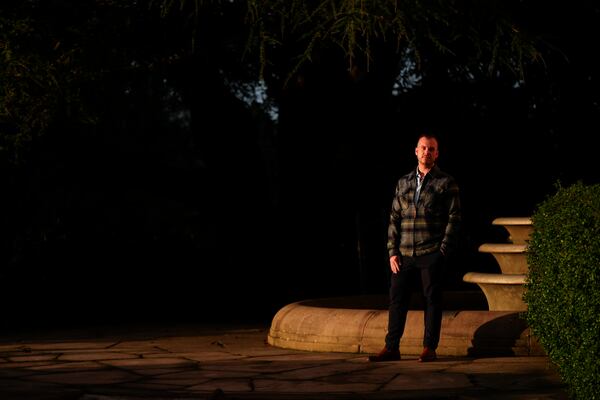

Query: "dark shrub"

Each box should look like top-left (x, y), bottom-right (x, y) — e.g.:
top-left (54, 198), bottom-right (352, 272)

top-left (525, 182), bottom-right (600, 399)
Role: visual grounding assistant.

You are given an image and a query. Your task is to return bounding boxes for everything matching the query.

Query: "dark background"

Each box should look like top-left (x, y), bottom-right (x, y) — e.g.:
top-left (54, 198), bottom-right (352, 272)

top-left (0, 1), bottom-right (597, 330)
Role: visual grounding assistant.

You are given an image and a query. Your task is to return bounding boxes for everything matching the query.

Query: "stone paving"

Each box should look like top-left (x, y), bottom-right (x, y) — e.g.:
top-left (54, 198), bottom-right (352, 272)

top-left (0, 323), bottom-right (569, 400)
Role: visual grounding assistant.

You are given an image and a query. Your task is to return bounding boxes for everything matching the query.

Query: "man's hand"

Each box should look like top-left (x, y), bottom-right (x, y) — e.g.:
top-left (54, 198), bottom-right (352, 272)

top-left (390, 255), bottom-right (401, 274)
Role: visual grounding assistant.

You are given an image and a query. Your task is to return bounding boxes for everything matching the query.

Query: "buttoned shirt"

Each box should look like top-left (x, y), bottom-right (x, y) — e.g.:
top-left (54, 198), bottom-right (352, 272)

top-left (414, 167), bottom-right (424, 206)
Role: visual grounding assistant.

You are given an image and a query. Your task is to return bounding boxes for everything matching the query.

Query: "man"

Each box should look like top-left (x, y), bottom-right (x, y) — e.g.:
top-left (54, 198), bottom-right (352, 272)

top-left (369, 133), bottom-right (461, 362)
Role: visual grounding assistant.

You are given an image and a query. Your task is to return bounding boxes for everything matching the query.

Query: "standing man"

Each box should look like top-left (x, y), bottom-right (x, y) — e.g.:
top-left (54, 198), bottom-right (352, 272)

top-left (369, 133), bottom-right (461, 362)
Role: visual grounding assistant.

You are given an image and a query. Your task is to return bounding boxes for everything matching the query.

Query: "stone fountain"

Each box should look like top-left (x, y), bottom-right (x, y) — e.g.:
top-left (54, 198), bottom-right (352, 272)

top-left (267, 217), bottom-right (544, 356)
top-left (463, 217), bottom-right (532, 312)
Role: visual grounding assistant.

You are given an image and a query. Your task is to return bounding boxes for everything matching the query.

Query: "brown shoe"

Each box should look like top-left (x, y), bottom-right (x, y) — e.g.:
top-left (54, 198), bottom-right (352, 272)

top-left (368, 347), bottom-right (401, 362)
top-left (418, 347), bottom-right (437, 362)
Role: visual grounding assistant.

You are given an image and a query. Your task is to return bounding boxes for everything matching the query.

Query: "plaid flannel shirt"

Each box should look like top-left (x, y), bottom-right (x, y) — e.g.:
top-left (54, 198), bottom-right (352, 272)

top-left (387, 165), bottom-right (461, 258)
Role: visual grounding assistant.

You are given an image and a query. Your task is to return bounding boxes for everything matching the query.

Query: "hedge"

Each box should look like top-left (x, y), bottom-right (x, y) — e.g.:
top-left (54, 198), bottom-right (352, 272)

top-left (524, 182), bottom-right (600, 399)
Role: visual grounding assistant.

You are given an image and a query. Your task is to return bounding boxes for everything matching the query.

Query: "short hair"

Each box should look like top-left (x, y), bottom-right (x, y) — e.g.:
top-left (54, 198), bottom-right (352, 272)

top-left (416, 133), bottom-right (440, 147)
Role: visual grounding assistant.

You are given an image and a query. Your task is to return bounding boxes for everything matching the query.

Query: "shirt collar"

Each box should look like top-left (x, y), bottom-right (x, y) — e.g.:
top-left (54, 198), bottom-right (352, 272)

top-left (416, 167), bottom-right (424, 183)
top-left (417, 164), bottom-right (438, 179)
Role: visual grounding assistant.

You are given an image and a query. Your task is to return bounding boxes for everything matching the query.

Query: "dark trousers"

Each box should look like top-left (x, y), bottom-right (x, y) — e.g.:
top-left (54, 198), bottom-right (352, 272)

top-left (385, 250), bottom-right (446, 350)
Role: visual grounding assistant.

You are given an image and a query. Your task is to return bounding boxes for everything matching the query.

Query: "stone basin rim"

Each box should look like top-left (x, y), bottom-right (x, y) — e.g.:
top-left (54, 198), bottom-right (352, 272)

top-left (463, 272), bottom-right (526, 285)
top-left (492, 217), bottom-right (532, 225)
top-left (478, 243), bottom-right (527, 253)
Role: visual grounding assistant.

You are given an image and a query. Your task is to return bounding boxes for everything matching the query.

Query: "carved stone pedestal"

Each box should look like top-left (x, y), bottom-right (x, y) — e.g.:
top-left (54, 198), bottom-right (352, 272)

top-left (463, 217), bottom-right (532, 312)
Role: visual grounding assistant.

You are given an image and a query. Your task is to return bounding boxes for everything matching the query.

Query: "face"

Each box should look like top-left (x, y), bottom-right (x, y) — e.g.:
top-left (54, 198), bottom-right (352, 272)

top-left (415, 136), bottom-right (439, 169)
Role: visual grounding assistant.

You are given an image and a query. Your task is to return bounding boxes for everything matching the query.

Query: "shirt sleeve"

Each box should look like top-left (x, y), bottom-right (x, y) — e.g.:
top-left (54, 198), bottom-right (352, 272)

top-left (387, 182), bottom-right (402, 257)
top-left (441, 178), bottom-right (461, 255)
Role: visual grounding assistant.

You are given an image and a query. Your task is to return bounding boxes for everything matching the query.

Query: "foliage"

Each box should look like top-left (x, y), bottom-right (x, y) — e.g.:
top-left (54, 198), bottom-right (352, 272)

top-left (0, 0), bottom-right (562, 162)
top-left (1, 0), bottom-right (280, 159)
top-left (243, 0), bottom-right (545, 84)
top-left (525, 182), bottom-right (600, 399)
top-left (0, 5), bottom-right (94, 162)
top-left (0, 1), bottom-right (270, 290)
